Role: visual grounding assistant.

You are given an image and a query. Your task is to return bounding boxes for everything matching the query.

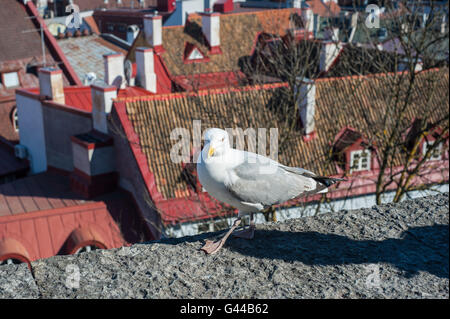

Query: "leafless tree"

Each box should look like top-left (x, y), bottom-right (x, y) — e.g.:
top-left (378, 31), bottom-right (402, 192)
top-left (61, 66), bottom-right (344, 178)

top-left (111, 1), bottom-right (448, 237)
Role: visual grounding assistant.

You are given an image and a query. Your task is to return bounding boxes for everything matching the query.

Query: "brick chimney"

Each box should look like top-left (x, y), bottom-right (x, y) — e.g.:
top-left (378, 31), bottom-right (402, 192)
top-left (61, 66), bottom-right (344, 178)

top-left (144, 14), bottom-right (164, 53)
top-left (103, 53), bottom-right (126, 89)
top-left (69, 130), bottom-right (118, 199)
top-left (38, 67), bottom-right (65, 104)
top-left (201, 12), bottom-right (221, 54)
top-left (91, 83), bottom-right (117, 134)
top-left (157, 0), bottom-right (175, 12)
top-left (136, 47), bottom-right (157, 93)
top-left (69, 83), bottom-right (118, 198)
top-left (295, 77), bottom-right (316, 139)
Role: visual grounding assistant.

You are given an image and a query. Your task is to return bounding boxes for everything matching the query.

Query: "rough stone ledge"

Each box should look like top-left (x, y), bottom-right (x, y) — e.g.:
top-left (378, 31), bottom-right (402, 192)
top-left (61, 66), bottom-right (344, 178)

top-left (1, 193), bottom-right (448, 299)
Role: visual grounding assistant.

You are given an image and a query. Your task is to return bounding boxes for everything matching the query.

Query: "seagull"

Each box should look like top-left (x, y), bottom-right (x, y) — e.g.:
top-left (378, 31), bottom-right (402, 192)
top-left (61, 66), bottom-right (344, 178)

top-left (197, 128), bottom-right (344, 254)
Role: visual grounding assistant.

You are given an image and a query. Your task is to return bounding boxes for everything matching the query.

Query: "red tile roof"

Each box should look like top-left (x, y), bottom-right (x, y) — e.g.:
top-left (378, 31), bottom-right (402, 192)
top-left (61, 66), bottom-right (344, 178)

top-left (173, 71), bottom-right (246, 91)
top-left (306, 0), bottom-right (341, 18)
top-left (115, 68), bottom-right (449, 224)
top-left (127, 8), bottom-right (304, 77)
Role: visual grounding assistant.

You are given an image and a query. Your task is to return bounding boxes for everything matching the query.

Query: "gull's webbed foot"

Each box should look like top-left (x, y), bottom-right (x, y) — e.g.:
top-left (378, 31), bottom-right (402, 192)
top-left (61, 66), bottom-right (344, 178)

top-left (200, 218), bottom-right (242, 255)
top-left (201, 239), bottom-right (226, 255)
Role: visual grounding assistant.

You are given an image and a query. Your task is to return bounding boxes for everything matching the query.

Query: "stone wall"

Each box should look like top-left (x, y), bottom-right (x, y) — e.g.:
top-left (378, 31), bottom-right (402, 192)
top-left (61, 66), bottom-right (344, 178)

top-left (1, 193), bottom-right (448, 299)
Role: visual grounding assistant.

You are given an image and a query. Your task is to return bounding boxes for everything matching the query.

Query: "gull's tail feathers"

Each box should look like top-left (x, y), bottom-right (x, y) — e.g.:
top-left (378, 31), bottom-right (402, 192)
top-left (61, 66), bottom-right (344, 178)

top-left (312, 176), bottom-right (346, 188)
top-left (280, 165), bottom-right (346, 188)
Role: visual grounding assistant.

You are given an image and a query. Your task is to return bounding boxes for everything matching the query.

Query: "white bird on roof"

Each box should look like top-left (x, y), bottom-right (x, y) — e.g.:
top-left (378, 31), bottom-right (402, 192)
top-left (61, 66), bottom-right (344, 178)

top-left (197, 128), bottom-right (344, 255)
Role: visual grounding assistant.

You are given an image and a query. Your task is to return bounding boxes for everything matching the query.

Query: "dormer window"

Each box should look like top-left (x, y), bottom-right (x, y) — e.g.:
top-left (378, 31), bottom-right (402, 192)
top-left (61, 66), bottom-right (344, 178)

top-left (332, 127), bottom-right (375, 174)
top-left (183, 43), bottom-right (209, 64)
top-left (188, 48), bottom-right (204, 60)
top-left (423, 141), bottom-right (442, 161)
top-left (1, 71), bottom-right (20, 88)
top-left (350, 149), bottom-right (371, 172)
top-left (12, 107), bottom-right (19, 132)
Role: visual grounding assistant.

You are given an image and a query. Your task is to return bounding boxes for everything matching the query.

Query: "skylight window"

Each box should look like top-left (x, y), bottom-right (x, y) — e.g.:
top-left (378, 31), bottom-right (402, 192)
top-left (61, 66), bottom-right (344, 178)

top-left (2, 72), bottom-right (20, 88)
top-left (350, 149), bottom-right (371, 172)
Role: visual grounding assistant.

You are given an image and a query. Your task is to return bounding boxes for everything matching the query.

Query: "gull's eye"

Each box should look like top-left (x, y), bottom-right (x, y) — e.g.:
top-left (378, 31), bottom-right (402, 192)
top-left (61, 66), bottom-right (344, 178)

top-left (221, 137), bottom-right (225, 142)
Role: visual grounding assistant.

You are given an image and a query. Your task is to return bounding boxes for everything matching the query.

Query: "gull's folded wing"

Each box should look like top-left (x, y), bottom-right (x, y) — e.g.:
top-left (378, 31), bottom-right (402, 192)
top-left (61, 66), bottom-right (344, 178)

top-left (224, 160), bottom-right (317, 207)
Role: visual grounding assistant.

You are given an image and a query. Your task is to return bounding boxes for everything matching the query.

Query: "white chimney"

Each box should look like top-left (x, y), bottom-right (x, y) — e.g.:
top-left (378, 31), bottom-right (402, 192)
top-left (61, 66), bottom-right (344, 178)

top-left (144, 14), bottom-right (163, 52)
top-left (91, 83), bottom-right (117, 134)
top-left (296, 78), bottom-right (316, 136)
top-left (103, 53), bottom-right (126, 89)
top-left (301, 7), bottom-right (314, 34)
top-left (136, 47), bottom-right (157, 93)
top-left (320, 41), bottom-right (341, 72)
top-left (38, 67), bottom-right (65, 104)
top-left (201, 12), bottom-right (221, 54)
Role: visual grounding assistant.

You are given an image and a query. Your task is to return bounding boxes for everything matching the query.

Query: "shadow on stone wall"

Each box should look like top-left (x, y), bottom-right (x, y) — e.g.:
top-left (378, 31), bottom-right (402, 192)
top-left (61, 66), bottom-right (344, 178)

top-left (224, 225), bottom-right (449, 279)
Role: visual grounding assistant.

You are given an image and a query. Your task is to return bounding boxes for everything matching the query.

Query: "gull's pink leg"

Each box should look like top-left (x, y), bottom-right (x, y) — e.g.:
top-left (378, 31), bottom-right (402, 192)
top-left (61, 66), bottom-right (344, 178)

top-left (201, 218), bottom-right (242, 255)
top-left (233, 213), bottom-right (255, 239)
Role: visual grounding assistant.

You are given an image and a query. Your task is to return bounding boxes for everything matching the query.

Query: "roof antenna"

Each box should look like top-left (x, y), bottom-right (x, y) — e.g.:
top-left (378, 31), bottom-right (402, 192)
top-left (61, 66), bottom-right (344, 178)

top-left (23, 15), bottom-right (47, 67)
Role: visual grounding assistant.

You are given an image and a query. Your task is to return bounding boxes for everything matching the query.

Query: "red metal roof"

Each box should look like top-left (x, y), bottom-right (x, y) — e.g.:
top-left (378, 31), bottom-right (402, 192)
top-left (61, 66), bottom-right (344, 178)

top-left (0, 238), bottom-right (31, 265)
top-left (0, 171), bottom-right (152, 262)
top-left (24, 85), bottom-right (154, 113)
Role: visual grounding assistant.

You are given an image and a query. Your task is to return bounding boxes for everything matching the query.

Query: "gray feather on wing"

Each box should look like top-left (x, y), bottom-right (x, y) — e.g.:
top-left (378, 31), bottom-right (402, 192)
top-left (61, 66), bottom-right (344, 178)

top-left (224, 160), bottom-right (317, 207)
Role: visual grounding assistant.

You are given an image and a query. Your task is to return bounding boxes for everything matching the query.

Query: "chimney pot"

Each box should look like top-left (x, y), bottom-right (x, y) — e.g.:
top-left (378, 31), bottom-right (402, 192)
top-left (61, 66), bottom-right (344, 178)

top-left (201, 12), bottom-right (221, 54)
top-left (38, 67), bottom-right (65, 104)
top-left (144, 14), bottom-right (163, 52)
top-left (301, 7), bottom-right (314, 34)
top-left (103, 53), bottom-right (126, 89)
top-left (295, 77), bottom-right (316, 137)
top-left (136, 47), bottom-right (157, 93)
top-left (91, 83), bottom-right (117, 134)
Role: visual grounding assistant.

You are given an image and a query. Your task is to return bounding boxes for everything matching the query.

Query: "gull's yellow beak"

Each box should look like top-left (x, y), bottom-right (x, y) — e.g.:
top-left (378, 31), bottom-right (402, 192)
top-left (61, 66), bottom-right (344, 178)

top-left (208, 146), bottom-right (215, 158)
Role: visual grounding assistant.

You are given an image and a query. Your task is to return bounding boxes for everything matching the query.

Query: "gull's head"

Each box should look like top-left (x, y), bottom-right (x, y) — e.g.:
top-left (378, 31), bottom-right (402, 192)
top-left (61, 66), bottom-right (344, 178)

top-left (203, 128), bottom-right (230, 159)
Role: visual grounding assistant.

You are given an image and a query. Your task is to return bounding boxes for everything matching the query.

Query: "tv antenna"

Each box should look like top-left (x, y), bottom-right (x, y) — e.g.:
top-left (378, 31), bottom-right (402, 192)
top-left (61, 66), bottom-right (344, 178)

top-left (22, 15), bottom-right (48, 67)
